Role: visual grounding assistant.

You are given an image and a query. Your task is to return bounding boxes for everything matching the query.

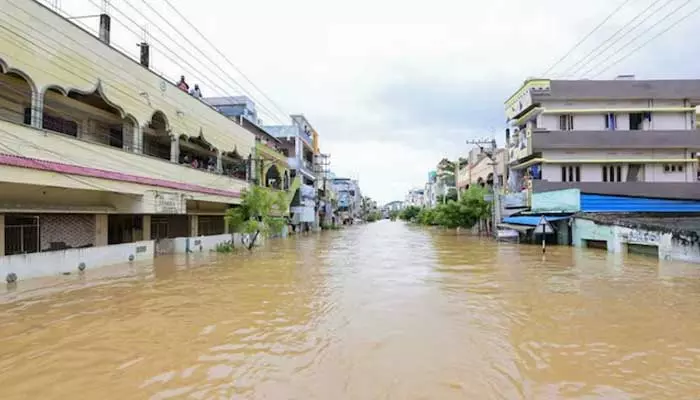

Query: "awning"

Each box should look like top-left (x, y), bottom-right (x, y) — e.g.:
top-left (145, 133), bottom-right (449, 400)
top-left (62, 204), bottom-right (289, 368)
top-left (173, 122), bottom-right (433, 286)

top-left (502, 215), bottom-right (570, 226)
top-left (498, 223), bottom-right (533, 233)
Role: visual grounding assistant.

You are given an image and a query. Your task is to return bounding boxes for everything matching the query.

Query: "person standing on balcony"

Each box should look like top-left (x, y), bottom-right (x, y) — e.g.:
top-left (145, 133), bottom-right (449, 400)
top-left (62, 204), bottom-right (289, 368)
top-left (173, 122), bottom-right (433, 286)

top-left (177, 75), bottom-right (189, 92)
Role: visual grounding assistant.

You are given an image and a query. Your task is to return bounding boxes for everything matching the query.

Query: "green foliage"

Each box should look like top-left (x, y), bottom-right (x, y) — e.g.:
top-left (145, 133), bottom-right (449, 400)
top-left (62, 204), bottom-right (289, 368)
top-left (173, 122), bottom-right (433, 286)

top-left (417, 208), bottom-right (438, 225)
top-left (215, 241), bottom-right (237, 253)
top-left (436, 188), bottom-right (458, 204)
top-left (399, 205), bottom-right (421, 221)
top-left (365, 211), bottom-right (383, 222)
top-left (404, 186), bottom-right (491, 229)
top-left (225, 186), bottom-right (287, 237)
top-left (320, 223), bottom-right (341, 230)
top-left (389, 210), bottom-right (400, 221)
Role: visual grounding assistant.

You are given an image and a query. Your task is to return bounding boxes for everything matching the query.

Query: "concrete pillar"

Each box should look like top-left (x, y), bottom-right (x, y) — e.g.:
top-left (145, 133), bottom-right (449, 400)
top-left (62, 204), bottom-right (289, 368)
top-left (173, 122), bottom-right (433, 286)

top-left (31, 90), bottom-right (43, 129)
top-left (0, 214), bottom-right (5, 257)
top-left (142, 215), bottom-right (151, 241)
top-left (95, 214), bottom-right (108, 247)
top-left (223, 216), bottom-right (230, 234)
top-left (189, 215), bottom-right (199, 237)
top-left (132, 124), bottom-right (142, 153)
top-left (216, 150), bottom-right (223, 173)
top-left (170, 135), bottom-right (179, 163)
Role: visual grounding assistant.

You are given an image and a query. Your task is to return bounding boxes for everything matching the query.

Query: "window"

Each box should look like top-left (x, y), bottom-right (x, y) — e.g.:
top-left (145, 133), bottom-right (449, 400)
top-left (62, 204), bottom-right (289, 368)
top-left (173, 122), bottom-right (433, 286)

top-left (664, 164), bottom-right (684, 173)
top-left (602, 165), bottom-right (623, 182)
top-left (43, 114), bottom-right (78, 137)
top-left (626, 164), bottom-right (644, 182)
top-left (630, 113), bottom-right (644, 130)
top-left (604, 113), bottom-right (617, 130)
top-left (561, 165), bottom-right (581, 182)
top-left (559, 114), bottom-right (574, 131)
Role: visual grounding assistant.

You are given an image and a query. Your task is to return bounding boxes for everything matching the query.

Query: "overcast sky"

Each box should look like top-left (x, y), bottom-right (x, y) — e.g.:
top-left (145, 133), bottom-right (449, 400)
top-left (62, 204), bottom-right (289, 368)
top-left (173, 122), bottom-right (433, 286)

top-left (49, 0), bottom-right (700, 204)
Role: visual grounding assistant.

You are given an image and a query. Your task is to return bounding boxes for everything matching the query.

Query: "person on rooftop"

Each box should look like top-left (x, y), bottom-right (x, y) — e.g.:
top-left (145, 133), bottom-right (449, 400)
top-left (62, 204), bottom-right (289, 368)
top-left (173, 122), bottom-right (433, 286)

top-left (177, 75), bottom-right (189, 92)
top-left (190, 84), bottom-right (202, 98)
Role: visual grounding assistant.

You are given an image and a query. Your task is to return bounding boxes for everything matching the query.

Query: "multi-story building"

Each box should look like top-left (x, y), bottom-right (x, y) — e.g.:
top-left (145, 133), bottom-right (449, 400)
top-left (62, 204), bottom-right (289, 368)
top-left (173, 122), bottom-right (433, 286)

top-left (424, 171), bottom-right (438, 208)
top-left (405, 188), bottom-right (425, 207)
top-left (0, 1), bottom-right (255, 280)
top-left (459, 144), bottom-right (506, 190)
top-left (207, 96), bottom-right (297, 214)
top-left (505, 77), bottom-right (700, 202)
top-left (331, 177), bottom-right (361, 224)
top-left (265, 115), bottom-right (318, 230)
top-left (502, 77), bottom-right (700, 255)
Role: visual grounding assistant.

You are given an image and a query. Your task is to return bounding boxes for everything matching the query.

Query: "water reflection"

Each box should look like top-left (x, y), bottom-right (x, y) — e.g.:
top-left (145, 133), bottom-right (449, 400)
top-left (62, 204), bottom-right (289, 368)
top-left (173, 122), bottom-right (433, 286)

top-left (1, 221), bottom-right (700, 399)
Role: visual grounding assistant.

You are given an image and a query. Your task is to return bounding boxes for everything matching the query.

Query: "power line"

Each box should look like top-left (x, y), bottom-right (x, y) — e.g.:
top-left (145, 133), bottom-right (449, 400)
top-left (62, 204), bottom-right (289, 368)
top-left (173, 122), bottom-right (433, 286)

top-left (0, 4), bottom-right (253, 153)
top-left (118, 0), bottom-right (286, 125)
top-left (581, 0), bottom-right (696, 77)
top-left (159, 0), bottom-right (292, 123)
top-left (541, 0), bottom-right (634, 76)
top-left (591, 2), bottom-right (700, 77)
top-left (557, 0), bottom-right (673, 78)
top-left (130, 0), bottom-right (289, 125)
top-left (579, 0), bottom-right (694, 78)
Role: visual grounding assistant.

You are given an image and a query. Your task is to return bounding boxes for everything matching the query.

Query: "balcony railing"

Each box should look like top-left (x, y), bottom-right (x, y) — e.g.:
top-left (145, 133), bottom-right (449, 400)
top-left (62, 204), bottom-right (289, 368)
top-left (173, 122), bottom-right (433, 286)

top-left (255, 142), bottom-right (288, 165)
top-left (0, 119), bottom-right (247, 199)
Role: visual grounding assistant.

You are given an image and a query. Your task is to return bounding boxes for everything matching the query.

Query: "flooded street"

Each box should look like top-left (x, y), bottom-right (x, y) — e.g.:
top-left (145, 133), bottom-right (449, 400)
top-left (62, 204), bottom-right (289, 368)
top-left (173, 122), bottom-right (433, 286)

top-left (2, 221), bottom-right (700, 399)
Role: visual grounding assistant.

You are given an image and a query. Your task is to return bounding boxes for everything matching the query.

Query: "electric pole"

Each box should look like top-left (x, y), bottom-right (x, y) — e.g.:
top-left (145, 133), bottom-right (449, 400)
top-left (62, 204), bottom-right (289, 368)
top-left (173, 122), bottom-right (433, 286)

top-left (465, 138), bottom-right (498, 236)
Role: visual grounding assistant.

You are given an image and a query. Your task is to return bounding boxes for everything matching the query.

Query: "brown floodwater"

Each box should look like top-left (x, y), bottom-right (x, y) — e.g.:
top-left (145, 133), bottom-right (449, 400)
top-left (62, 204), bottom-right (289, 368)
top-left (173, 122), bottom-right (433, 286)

top-left (2, 221), bottom-right (700, 399)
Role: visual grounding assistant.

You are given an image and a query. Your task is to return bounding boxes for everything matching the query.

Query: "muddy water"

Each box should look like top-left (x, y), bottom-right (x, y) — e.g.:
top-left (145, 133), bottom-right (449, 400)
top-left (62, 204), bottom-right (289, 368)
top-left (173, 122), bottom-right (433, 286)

top-left (1, 221), bottom-right (700, 399)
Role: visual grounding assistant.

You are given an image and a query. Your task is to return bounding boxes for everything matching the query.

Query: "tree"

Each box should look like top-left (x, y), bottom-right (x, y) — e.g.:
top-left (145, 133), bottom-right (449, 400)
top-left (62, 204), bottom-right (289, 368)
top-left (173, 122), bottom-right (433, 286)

top-left (405, 186), bottom-right (491, 229)
top-left (399, 205), bottom-right (421, 221)
top-left (224, 186), bottom-right (287, 249)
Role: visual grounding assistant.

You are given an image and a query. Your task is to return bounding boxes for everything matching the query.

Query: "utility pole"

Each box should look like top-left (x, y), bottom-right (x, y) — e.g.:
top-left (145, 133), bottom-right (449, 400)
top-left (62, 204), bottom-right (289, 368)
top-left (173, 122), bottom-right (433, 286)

top-left (465, 138), bottom-right (498, 236)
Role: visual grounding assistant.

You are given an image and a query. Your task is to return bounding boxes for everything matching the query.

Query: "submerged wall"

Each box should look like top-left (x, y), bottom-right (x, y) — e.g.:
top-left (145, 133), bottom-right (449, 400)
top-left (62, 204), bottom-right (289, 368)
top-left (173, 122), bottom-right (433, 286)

top-left (572, 218), bottom-right (700, 263)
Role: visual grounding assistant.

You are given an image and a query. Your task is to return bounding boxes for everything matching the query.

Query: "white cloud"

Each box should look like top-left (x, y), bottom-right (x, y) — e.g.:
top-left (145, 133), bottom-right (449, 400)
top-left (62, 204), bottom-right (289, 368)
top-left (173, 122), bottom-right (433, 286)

top-left (48, 0), bottom-right (700, 203)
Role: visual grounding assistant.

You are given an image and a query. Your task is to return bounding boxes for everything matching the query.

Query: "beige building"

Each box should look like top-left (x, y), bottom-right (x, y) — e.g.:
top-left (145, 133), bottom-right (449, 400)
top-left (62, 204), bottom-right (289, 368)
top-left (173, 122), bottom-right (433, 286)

top-left (0, 1), bottom-right (261, 280)
top-left (457, 146), bottom-right (507, 190)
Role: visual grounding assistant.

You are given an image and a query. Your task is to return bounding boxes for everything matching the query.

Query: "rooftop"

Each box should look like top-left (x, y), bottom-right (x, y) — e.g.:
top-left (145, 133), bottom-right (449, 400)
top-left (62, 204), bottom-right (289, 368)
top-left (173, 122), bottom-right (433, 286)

top-left (534, 79), bottom-right (700, 102)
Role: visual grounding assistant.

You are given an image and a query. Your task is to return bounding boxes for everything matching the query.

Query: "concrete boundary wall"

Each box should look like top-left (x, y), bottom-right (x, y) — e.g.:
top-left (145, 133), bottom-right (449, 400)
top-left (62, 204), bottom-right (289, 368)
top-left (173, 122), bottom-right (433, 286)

top-left (0, 240), bottom-right (154, 281)
top-left (572, 218), bottom-right (700, 263)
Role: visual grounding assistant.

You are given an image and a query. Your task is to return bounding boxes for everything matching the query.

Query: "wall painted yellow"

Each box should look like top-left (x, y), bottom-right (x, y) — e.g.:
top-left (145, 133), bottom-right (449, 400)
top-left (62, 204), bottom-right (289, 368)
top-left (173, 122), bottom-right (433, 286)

top-left (0, 0), bottom-right (254, 157)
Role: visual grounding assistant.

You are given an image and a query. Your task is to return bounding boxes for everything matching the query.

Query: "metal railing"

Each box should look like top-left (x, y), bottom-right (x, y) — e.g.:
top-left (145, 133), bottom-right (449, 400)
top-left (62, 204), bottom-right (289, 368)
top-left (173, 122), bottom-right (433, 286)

top-left (5, 224), bottom-right (40, 255)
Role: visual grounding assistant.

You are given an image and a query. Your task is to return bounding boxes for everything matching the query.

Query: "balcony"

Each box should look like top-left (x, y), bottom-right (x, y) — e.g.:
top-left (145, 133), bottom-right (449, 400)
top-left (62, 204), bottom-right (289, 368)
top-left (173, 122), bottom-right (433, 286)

top-left (532, 180), bottom-right (700, 201)
top-left (0, 119), bottom-right (247, 203)
top-left (0, 0), bottom-right (254, 158)
top-left (530, 129), bottom-right (700, 150)
top-left (255, 142), bottom-right (288, 165)
top-left (287, 157), bottom-right (315, 179)
top-left (507, 128), bottom-right (532, 162)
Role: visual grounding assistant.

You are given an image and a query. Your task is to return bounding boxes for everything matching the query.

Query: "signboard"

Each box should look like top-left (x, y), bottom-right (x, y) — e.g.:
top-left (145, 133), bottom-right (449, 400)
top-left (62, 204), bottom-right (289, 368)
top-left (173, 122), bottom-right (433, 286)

top-left (149, 191), bottom-right (186, 214)
top-left (536, 216), bottom-right (555, 234)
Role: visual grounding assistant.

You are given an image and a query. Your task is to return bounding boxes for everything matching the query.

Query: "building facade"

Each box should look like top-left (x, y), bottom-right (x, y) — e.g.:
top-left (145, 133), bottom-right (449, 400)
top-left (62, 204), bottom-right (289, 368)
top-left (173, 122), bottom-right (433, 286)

top-left (331, 178), bottom-right (361, 224)
top-left (501, 77), bottom-right (700, 261)
top-left (505, 77), bottom-right (700, 204)
top-left (0, 2), bottom-right (335, 280)
top-left (265, 115), bottom-right (319, 229)
top-left (405, 188), bottom-right (425, 207)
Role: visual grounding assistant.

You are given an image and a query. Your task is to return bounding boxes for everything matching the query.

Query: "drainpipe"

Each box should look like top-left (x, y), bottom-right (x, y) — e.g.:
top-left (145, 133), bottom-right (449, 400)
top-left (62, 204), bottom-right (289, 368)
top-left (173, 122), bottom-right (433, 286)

top-left (99, 13), bottom-right (111, 44)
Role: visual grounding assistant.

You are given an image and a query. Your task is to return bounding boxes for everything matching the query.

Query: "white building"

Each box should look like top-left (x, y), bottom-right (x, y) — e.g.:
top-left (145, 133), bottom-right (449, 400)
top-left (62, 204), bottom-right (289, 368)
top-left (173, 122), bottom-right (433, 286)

top-left (405, 188), bottom-right (425, 207)
top-left (506, 77), bottom-right (700, 203)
